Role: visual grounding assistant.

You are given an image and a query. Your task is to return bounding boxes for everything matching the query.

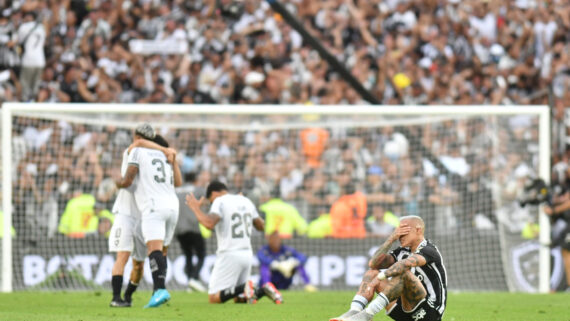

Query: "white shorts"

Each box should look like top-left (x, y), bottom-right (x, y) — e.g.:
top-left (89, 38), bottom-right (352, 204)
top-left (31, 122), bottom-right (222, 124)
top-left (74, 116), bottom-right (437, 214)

top-left (108, 214), bottom-right (146, 262)
top-left (141, 208), bottom-right (179, 246)
top-left (208, 250), bottom-right (253, 295)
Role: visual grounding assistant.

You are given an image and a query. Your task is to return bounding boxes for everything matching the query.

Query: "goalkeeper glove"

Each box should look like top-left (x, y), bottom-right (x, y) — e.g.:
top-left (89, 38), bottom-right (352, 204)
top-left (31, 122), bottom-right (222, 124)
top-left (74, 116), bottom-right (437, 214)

top-left (278, 258), bottom-right (300, 278)
top-left (270, 261), bottom-right (280, 270)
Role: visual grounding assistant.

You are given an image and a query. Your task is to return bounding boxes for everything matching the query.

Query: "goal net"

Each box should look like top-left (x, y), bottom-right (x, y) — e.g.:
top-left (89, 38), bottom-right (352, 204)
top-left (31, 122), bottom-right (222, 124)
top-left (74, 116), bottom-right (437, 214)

top-left (1, 104), bottom-right (551, 293)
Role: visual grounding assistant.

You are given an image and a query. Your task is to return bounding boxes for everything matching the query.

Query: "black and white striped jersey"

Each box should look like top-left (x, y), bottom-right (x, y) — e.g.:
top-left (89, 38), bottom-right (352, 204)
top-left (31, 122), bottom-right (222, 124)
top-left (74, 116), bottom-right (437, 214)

top-left (389, 239), bottom-right (448, 316)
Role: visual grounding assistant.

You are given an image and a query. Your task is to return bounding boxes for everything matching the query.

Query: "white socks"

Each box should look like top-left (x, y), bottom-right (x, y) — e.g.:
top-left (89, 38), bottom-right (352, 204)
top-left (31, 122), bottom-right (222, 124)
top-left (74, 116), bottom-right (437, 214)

top-left (350, 295), bottom-right (369, 312)
top-left (365, 293), bottom-right (389, 315)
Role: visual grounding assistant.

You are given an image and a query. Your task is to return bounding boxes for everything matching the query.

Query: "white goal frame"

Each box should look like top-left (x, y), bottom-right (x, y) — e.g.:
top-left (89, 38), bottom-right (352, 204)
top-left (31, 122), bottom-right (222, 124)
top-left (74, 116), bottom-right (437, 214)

top-left (1, 103), bottom-right (551, 293)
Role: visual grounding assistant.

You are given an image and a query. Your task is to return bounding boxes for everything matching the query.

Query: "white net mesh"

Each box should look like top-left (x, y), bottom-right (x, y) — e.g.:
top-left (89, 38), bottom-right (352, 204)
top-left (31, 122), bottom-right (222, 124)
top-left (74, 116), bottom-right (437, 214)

top-left (4, 107), bottom-right (546, 291)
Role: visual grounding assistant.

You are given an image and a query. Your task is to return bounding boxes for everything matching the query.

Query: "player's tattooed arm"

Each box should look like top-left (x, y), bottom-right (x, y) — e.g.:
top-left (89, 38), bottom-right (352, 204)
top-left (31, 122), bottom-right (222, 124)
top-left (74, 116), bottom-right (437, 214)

top-left (369, 237), bottom-right (397, 269)
top-left (384, 254), bottom-right (427, 278)
top-left (115, 165), bottom-right (138, 189)
top-left (369, 224), bottom-right (411, 269)
top-left (185, 192), bottom-right (221, 229)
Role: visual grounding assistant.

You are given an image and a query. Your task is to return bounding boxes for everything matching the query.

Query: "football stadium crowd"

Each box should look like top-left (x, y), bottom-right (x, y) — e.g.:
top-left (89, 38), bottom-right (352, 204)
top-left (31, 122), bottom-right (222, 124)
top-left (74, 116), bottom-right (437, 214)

top-left (0, 0), bottom-right (568, 240)
top-left (0, 0), bottom-right (568, 107)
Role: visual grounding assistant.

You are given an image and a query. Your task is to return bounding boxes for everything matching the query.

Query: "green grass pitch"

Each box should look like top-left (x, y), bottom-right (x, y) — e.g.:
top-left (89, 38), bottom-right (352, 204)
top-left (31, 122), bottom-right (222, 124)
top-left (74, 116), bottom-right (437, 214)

top-left (0, 291), bottom-right (568, 321)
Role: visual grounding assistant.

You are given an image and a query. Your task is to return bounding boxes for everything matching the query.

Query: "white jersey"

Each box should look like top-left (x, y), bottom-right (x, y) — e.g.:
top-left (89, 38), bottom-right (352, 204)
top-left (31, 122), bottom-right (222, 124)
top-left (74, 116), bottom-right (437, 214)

top-left (112, 149), bottom-right (141, 219)
top-left (18, 21), bottom-right (46, 68)
top-left (209, 194), bottom-right (259, 253)
top-left (127, 147), bottom-right (178, 214)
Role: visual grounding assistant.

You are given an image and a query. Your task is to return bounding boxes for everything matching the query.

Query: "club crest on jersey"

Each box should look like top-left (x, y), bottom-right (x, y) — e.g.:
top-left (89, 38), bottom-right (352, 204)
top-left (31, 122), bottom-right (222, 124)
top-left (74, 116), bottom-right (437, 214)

top-left (411, 308), bottom-right (427, 321)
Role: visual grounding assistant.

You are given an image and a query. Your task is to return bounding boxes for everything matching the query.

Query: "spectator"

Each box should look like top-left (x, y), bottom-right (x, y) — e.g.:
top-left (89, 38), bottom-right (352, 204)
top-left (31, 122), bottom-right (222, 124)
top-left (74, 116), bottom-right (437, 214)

top-left (366, 204), bottom-right (399, 238)
top-left (257, 232), bottom-right (315, 291)
top-left (260, 189), bottom-right (308, 239)
top-left (300, 127), bottom-right (329, 168)
top-left (0, 9), bottom-right (19, 71)
top-left (175, 172), bottom-right (208, 293)
top-left (57, 190), bottom-right (113, 238)
top-left (330, 184), bottom-right (367, 238)
top-left (306, 213), bottom-right (332, 239)
top-left (17, 11), bottom-right (45, 101)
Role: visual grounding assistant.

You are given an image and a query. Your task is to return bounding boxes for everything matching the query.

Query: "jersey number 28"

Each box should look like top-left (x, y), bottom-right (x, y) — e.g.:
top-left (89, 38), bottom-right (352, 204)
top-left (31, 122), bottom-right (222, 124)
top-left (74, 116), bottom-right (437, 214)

top-left (231, 213), bottom-right (252, 239)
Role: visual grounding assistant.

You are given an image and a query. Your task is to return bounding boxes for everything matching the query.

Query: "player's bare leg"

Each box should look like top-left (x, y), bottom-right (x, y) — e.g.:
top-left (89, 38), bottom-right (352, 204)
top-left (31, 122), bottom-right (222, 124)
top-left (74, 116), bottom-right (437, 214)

top-left (330, 270), bottom-right (386, 321)
top-left (346, 270), bottom-right (427, 321)
top-left (124, 259), bottom-right (144, 305)
top-left (162, 246), bottom-right (169, 285)
top-left (562, 248), bottom-right (570, 291)
top-left (110, 251), bottom-right (130, 307)
top-left (399, 269), bottom-right (427, 310)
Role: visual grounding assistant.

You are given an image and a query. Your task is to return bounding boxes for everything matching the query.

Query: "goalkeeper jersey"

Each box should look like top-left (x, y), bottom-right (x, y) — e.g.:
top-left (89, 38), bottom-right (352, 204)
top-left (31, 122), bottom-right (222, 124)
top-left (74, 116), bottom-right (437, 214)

top-left (111, 149), bottom-right (141, 219)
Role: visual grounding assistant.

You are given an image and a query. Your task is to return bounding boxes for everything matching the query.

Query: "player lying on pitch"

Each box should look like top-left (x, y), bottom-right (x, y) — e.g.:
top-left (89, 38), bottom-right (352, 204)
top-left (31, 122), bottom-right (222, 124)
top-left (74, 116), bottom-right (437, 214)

top-left (330, 216), bottom-right (447, 321)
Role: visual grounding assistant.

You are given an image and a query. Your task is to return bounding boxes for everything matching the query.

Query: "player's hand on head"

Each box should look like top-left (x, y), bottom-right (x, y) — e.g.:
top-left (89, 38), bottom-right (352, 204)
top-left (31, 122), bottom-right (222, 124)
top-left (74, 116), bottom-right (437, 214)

top-left (390, 223), bottom-right (410, 241)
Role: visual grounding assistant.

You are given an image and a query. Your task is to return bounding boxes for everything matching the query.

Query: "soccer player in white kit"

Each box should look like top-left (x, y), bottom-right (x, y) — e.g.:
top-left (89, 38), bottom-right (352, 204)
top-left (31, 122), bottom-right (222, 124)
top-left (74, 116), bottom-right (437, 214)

top-left (109, 124), bottom-right (174, 307)
top-left (185, 181), bottom-right (266, 304)
top-left (116, 129), bottom-right (182, 308)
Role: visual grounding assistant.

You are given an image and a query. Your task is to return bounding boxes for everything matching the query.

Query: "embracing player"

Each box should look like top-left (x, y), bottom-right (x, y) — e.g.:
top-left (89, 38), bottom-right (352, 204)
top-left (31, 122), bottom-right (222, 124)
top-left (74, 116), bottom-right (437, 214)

top-left (185, 181), bottom-right (282, 304)
top-left (116, 125), bottom-right (182, 308)
top-left (331, 215), bottom-right (447, 321)
top-left (109, 124), bottom-right (174, 307)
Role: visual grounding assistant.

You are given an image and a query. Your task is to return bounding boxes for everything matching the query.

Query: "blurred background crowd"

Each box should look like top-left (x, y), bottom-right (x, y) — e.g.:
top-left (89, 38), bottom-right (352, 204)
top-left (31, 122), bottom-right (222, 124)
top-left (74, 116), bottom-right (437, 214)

top-left (10, 113), bottom-right (539, 242)
top-left (0, 0), bottom-right (569, 107)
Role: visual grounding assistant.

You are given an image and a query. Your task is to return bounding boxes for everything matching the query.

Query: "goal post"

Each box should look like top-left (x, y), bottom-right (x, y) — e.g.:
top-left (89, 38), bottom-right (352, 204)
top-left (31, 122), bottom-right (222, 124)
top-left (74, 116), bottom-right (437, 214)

top-left (1, 103), bottom-right (551, 293)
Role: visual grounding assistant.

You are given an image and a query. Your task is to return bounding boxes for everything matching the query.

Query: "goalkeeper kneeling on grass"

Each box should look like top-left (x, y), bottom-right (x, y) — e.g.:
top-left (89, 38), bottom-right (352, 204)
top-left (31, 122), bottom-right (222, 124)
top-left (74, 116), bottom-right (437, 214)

top-left (257, 231), bottom-right (317, 297)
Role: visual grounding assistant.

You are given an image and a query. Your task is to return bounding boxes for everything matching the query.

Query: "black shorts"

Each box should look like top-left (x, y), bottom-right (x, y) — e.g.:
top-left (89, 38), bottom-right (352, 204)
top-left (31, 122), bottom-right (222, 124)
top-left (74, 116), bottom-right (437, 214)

top-left (387, 298), bottom-right (442, 321)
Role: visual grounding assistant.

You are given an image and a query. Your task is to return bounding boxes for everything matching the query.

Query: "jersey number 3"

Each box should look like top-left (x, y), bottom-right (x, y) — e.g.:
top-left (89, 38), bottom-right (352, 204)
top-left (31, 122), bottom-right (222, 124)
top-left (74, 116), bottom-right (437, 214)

top-left (152, 158), bottom-right (172, 184)
top-left (231, 213), bottom-right (252, 239)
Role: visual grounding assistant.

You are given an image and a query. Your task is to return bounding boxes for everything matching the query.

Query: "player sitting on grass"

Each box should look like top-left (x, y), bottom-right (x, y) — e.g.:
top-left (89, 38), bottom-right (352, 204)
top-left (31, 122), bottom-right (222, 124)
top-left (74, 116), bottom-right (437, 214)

top-left (257, 231), bottom-right (316, 298)
top-left (185, 181), bottom-right (283, 304)
top-left (330, 216), bottom-right (447, 321)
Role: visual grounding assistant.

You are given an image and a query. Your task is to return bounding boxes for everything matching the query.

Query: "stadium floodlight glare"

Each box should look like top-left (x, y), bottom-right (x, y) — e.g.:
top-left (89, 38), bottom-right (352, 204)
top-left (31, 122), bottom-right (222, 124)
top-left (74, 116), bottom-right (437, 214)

top-left (1, 103), bottom-right (550, 293)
